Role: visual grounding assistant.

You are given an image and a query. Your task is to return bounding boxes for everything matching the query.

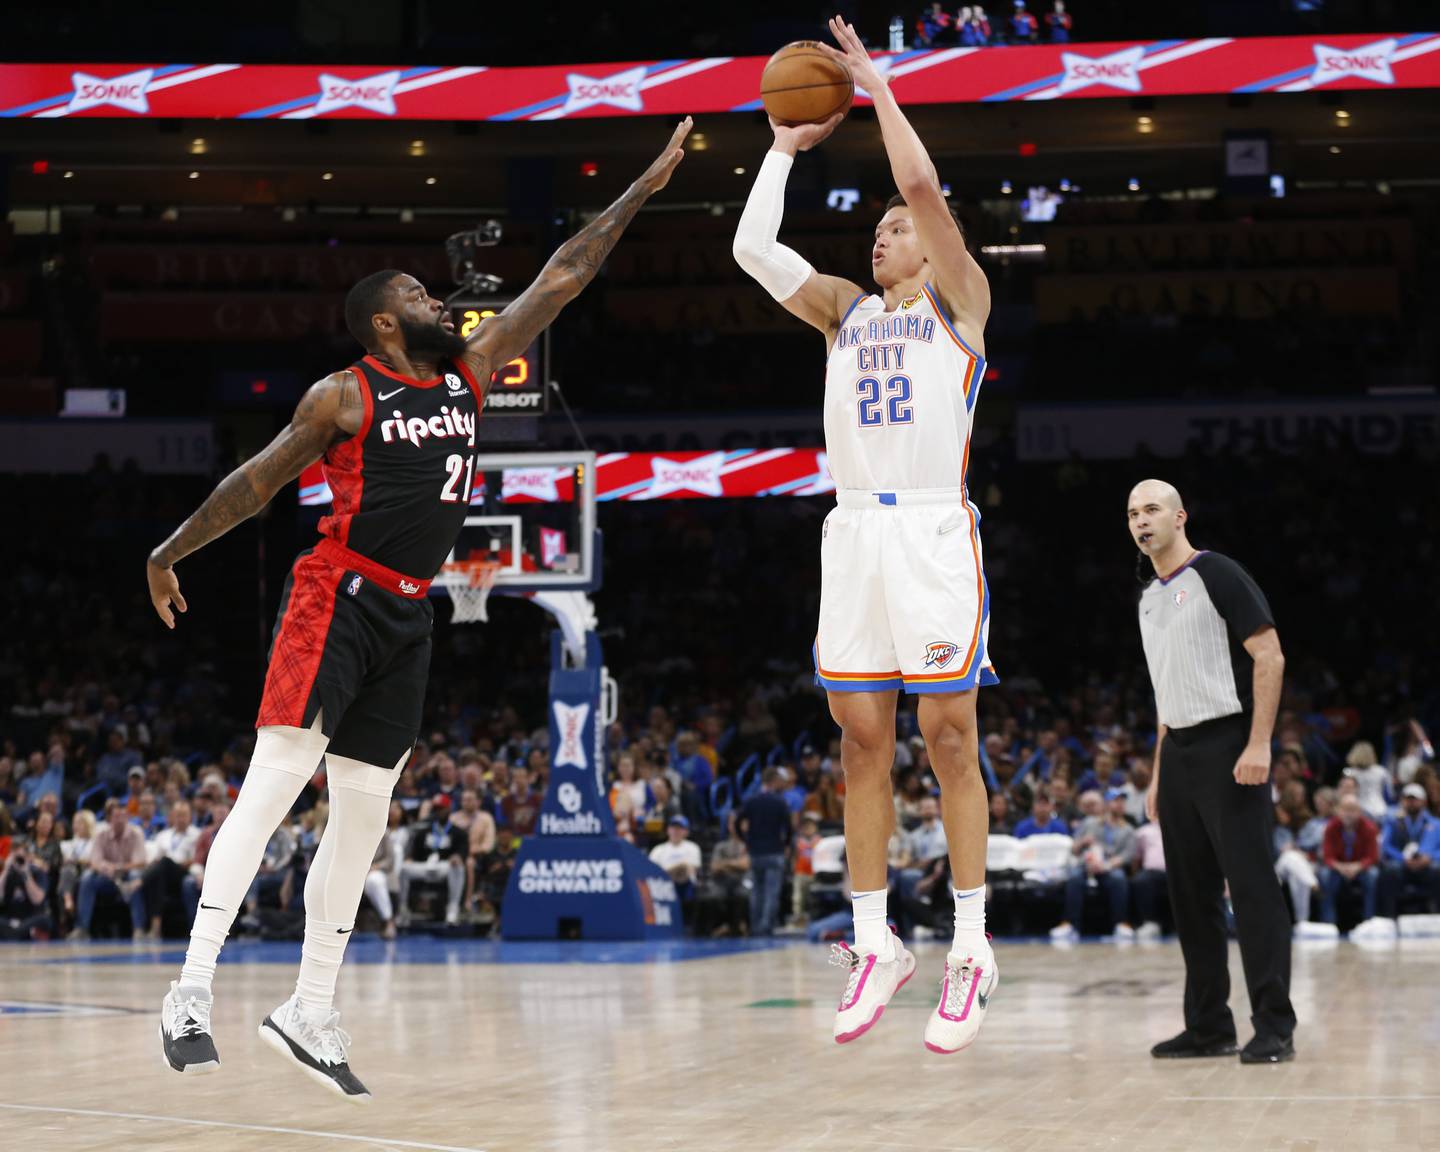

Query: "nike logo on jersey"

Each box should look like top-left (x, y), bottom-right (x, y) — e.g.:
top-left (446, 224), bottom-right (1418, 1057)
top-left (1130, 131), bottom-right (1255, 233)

top-left (379, 406), bottom-right (477, 447)
top-left (377, 387), bottom-right (405, 401)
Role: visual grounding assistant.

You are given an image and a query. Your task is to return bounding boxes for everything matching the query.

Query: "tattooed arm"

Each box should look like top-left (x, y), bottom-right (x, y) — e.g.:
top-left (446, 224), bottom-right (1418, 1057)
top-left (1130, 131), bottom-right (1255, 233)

top-left (146, 371), bottom-right (365, 628)
top-left (460, 117), bottom-right (692, 381)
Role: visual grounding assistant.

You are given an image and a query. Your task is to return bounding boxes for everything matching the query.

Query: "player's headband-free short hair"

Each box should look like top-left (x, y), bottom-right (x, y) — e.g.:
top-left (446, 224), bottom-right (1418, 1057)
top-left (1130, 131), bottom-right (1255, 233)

top-left (344, 269), bottom-right (406, 350)
top-left (884, 192), bottom-right (967, 239)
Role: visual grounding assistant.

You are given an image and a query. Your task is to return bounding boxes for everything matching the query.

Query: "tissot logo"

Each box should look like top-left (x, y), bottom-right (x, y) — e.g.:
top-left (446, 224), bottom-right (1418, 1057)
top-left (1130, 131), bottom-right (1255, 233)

top-left (68, 68), bottom-right (155, 114)
top-left (650, 455), bottom-right (724, 498)
top-left (563, 65), bottom-right (647, 114)
top-left (1310, 39), bottom-right (1397, 88)
top-left (1057, 47), bottom-right (1146, 95)
top-left (314, 70), bottom-right (402, 116)
top-left (502, 468), bottom-right (561, 503)
top-left (553, 701), bottom-right (590, 769)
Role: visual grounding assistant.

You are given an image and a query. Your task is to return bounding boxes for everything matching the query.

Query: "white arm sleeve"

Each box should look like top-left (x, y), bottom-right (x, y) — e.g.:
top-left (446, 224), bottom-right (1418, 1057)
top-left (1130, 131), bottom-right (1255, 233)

top-left (731, 150), bottom-right (814, 302)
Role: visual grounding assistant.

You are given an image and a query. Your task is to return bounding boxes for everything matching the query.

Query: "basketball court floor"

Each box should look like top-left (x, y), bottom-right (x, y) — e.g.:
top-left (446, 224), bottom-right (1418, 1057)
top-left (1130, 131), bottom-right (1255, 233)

top-left (2, 936), bottom-right (1435, 1152)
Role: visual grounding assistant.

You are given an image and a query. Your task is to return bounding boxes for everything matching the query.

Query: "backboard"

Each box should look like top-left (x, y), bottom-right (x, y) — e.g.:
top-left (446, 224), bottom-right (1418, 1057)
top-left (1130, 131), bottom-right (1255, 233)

top-left (434, 450), bottom-right (599, 596)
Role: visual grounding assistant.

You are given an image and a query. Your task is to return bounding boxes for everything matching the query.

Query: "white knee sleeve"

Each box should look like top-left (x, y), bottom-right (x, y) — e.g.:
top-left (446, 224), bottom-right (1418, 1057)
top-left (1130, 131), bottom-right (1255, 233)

top-left (325, 752), bottom-right (405, 797)
top-left (255, 723), bottom-right (330, 778)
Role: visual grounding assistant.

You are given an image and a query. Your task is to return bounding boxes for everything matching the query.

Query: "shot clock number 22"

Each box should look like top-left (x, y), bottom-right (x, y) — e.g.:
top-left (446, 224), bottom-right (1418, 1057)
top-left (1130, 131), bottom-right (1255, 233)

top-left (450, 299), bottom-right (549, 414)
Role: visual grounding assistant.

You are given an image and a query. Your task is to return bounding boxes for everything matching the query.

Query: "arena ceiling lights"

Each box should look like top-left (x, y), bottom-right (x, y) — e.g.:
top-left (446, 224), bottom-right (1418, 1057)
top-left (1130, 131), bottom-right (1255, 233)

top-left (3, 34), bottom-right (1439, 122)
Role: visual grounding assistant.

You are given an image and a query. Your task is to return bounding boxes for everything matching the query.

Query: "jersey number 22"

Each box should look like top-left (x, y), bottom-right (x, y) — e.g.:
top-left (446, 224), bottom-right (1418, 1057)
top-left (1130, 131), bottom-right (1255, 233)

top-left (857, 375), bottom-right (914, 427)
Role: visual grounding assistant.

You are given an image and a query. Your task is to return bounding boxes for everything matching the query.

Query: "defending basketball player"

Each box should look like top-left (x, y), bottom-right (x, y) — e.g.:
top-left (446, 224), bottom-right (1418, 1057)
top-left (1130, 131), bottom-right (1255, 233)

top-left (734, 18), bottom-right (998, 1052)
top-left (144, 118), bottom-right (692, 1098)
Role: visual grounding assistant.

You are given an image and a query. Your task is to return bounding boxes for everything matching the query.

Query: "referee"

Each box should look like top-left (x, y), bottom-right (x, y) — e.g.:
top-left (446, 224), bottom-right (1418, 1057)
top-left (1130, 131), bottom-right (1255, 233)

top-left (1128, 479), bottom-right (1297, 1065)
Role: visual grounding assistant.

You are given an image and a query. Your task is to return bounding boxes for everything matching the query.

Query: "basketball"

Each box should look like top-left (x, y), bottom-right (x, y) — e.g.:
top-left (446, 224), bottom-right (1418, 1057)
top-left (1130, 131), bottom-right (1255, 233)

top-left (760, 41), bottom-right (853, 125)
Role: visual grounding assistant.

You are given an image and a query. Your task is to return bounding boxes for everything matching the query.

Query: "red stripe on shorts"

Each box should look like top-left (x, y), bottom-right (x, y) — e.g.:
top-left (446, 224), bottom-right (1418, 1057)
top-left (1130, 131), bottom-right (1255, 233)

top-left (255, 553), bottom-right (340, 730)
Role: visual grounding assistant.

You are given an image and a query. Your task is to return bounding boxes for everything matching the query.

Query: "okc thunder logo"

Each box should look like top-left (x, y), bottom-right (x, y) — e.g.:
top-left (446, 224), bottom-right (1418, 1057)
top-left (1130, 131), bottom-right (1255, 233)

top-left (924, 641), bottom-right (959, 670)
top-left (347, 574), bottom-right (363, 596)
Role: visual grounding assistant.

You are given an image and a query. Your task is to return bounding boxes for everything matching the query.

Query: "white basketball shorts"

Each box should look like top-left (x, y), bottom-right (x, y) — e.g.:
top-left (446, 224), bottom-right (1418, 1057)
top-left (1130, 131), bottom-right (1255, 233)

top-left (814, 487), bottom-right (998, 695)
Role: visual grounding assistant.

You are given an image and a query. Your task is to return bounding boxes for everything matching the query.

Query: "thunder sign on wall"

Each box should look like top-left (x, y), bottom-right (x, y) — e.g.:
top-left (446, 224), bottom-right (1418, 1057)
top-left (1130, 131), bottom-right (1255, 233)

top-left (4, 34), bottom-right (1439, 120)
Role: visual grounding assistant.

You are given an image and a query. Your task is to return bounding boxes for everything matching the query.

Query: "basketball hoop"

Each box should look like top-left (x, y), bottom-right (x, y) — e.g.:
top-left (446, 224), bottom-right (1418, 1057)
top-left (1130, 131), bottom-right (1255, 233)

top-left (441, 558), bottom-right (503, 624)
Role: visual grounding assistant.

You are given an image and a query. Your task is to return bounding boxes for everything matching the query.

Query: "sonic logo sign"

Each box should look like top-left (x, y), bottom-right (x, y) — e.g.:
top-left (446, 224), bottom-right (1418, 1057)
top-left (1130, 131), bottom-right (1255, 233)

top-left (517, 859), bottom-right (624, 894)
top-left (1057, 47), bottom-right (1146, 95)
top-left (563, 65), bottom-right (646, 113)
top-left (1310, 38), bottom-right (1397, 87)
top-left (314, 70), bottom-right (402, 115)
top-left (552, 701), bottom-right (590, 769)
top-left (649, 454), bottom-right (725, 498)
top-left (68, 68), bottom-right (155, 114)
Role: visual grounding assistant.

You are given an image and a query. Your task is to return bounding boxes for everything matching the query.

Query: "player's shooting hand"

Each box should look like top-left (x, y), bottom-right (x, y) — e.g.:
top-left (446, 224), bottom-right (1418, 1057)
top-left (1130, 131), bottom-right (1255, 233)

top-left (146, 559), bottom-right (187, 629)
top-left (1233, 741), bottom-right (1271, 786)
top-left (637, 116), bottom-right (693, 194)
top-left (769, 113), bottom-right (845, 153)
top-left (821, 15), bottom-right (887, 96)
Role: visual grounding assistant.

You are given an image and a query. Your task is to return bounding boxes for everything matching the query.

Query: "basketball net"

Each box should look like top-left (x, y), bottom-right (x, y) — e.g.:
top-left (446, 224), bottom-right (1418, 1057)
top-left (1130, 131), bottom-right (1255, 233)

top-left (441, 559), bottom-right (503, 624)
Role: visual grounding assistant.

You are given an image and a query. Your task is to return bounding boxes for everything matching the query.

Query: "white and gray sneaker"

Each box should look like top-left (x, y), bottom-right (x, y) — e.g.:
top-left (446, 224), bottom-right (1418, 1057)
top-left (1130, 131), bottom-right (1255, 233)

top-left (259, 995), bottom-right (371, 1102)
top-left (830, 933), bottom-right (916, 1044)
top-left (159, 981), bottom-right (220, 1074)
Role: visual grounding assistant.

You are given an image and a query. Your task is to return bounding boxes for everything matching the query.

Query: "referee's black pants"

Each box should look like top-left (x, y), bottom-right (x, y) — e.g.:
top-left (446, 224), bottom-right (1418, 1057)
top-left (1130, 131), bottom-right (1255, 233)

top-left (1158, 713), bottom-right (1296, 1044)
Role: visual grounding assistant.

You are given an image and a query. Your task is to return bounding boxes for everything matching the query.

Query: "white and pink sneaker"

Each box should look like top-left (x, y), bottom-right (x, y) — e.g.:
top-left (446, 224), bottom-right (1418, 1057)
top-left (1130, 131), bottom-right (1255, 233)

top-left (830, 934), bottom-right (916, 1044)
top-left (923, 944), bottom-right (998, 1054)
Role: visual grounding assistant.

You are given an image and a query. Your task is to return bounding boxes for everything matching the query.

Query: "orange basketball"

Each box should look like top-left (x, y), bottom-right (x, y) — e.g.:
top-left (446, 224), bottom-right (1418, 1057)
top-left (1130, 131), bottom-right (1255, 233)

top-left (760, 41), bottom-right (853, 126)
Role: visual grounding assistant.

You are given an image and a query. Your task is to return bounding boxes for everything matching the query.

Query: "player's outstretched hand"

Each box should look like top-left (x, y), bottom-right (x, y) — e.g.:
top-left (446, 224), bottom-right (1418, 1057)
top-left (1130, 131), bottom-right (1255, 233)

top-left (769, 112), bottom-right (845, 154)
top-left (638, 116), bottom-right (694, 195)
top-left (146, 559), bottom-right (187, 629)
top-left (821, 15), bottom-right (887, 97)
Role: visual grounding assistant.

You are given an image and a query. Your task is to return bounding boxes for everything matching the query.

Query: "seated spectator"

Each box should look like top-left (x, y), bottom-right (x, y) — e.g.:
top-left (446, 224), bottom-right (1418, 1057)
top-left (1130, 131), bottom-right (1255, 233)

top-left (1298, 787), bottom-right (1336, 859)
top-left (1272, 803), bottom-right (1319, 924)
top-left (672, 730), bottom-right (713, 801)
top-left (183, 801), bottom-right (229, 922)
top-left (698, 823), bottom-right (750, 936)
top-left (1044, 0), bottom-right (1071, 42)
top-left (1009, 0), bottom-right (1039, 43)
top-left (790, 814), bottom-right (820, 925)
top-left (1344, 741), bottom-right (1391, 824)
top-left (399, 796), bottom-right (466, 926)
top-left (895, 796), bottom-right (950, 934)
top-left (801, 769), bottom-right (844, 827)
top-left (72, 797), bottom-right (147, 940)
top-left (641, 774), bottom-right (682, 846)
top-left (136, 799), bottom-right (199, 939)
top-left (1317, 794), bottom-right (1381, 930)
top-left (989, 791), bottom-right (1014, 835)
top-left (780, 766), bottom-right (809, 815)
top-left (649, 815), bottom-right (703, 922)
top-left (917, 1), bottom-right (955, 46)
top-left (453, 787), bottom-right (497, 921)
top-left (1051, 789), bottom-right (1137, 940)
top-left (1378, 783), bottom-right (1440, 919)
top-left (133, 788), bottom-right (164, 836)
top-left (58, 808), bottom-right (96, 925)
top-left (500, 766), bottom-right (541, 838)
top-left (894, 770), bottom-right (929, 829)
top-left (120, 765), bottom-right (147, 817)
top-left (608, 753), bottom-right (647, 817)
top-left (95, 729), bottom-right (141, 798)
top-left (242, 821), bottom-right (297, 927)
top-left (1014, 790), bottom-right (1070, 837)
top-left (16, 747), bottom-right (63, 820)
top-left (970, 4), bottom-right (992, 45)
top-left (1122, 761), bottom-right (1150, 826)
top-left (364, 802), bottom-right (407, 940)
top-left (0, 831), bottom-right (52, 940)
top-left (1049, 776), bottom-right (1081, 827)
top-left (1131, 819), bottom-right (1167, 938)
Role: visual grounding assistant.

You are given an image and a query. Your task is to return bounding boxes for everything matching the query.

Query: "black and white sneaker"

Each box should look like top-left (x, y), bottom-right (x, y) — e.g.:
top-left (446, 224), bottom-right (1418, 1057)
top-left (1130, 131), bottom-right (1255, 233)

top-left (159, 981), bottom-right (220, 1074)
top-left (258, 996), bottom-right (371, 1102)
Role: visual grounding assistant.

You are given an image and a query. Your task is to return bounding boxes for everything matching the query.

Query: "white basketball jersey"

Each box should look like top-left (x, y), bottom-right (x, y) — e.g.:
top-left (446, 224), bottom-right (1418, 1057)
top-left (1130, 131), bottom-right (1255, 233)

top-left (823, 284), bottom-right (986, 491)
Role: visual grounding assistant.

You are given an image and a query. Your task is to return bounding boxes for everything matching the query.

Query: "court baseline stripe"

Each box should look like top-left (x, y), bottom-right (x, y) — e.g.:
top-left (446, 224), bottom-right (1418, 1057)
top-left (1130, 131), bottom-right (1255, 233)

top-left (1168, 1095), bottom-right (1440, 1102)
top-left (0, 1103), bottom-right (487, 1152)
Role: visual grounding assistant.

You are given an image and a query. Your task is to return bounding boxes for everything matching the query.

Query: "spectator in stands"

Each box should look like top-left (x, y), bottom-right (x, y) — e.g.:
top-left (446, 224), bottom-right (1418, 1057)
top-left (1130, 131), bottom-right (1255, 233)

top-left (1014, 789), bottom-right (1069, 838)
top-left (0, 757), bottom-right (14, 808)
top-left (58, 807), bottom-right (96, 925)
top-left (398, 796), bottom-right (466, 927)
top-left (988, 791), bottom-right (1014, 834)
top-left (895, 796), bottom-right (949, 933)
top-left (134, 789), bottom-right (164, 835)
top-left (1122, 761), bottom-right (1151, 826)
top-left (1390, 720), bottom-right (1434, 785)
top-left (1044, 0), bottom-right (1071, 42)
top-left (970, 4), bottom-right (993, 45)
top-left (72, 797), bottom-right (147, 940)
top-left (1272, 803), bottom-right (1319, 926)
top-left (1317, 794), bottom-right (1381, 931)
top-left (1051, 789), bottom-right (1137, 940)
top-left (137, 799), bottom-right (198, 939)
top-left (0, 829), bottom-right (52, 940)
top-left (609, 753), bottom-right (647, 817)
top-left (642, 774), bottom-right (683, 846)
top-left (501, 766), bottom-right (541, 838)
top-left (1298, 787), bottom-right (1336, 859)
top-left (791, 814), bottom-right (820, 925)
top-left (95, 729), bottom-right (141, 798)
top-left (17, 747), bottom-right (63, 819)
top-left (649, 815), bottom-right (702, 923)
top-left (699, 822), bottom-right (750, 936)
top-left (363, 802), bottom-right (407, 939)
top-left (120, 765), bottom-right (147, 817)
top-left (1378, 783), bottom-right (1440, 919)
top-left (917, 1), bottom-right (954, 46)
top-left (242, 820), bottom-right (297, 928)
top-left (672, 730), bottom-right (713, 799)
top-left (426, 754), bottom-right (464, 809)
top-left (1343, 741), bottom-right (1391, 823)
top-left (183, 801), bottom-right (229, 922)
top-left (802, 768), bottom-right (845, 826)
top-left (739, 767), bottom-right (792, 936)
top-left (455, 787), bottom-right (497, 921)
top-left (1049, 776), bottom-right (1080, 828)
top-left (1009, 0), bottom-right (1039, 44)
top-left (1132, 818), bottom-right (1167, 939)
top-left (894, 770), bottom-right (929, 829)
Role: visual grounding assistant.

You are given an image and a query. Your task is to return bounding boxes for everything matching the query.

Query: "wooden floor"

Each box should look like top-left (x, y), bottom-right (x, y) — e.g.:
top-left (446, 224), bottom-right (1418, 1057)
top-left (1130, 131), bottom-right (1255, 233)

top-left (2, 935), bottom-right (1437, 1152)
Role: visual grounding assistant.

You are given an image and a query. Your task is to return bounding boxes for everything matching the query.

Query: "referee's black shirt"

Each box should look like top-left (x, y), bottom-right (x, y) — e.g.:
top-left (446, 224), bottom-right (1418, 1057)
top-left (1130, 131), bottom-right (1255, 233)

top-left (1138, 551), bottom-right (1273, 730)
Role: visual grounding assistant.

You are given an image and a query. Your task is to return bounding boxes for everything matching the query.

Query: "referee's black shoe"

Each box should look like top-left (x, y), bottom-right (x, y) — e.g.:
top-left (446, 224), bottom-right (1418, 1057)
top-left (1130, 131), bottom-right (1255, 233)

top-left (1239, 1034), bottom-right (1295, 1064)
top-left (1150, 1030), bottom-right (1239, 1059)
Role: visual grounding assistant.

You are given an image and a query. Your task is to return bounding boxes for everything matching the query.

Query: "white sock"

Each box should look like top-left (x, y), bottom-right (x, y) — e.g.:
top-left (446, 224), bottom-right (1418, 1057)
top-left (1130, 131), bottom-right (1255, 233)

top-left (178, 748), bottom-right (317, 993)
top-left (293, 762), bottom-right (393, 1016)
top-left (852, 888), bottom-right (894, 960)
top-left (952, 884), bottom-right (987, 958)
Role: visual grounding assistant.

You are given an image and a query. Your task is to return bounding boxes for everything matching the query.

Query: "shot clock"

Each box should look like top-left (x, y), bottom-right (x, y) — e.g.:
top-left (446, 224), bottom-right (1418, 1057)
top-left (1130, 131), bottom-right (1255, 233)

top-left (449, 296), bottom-right (549, 414)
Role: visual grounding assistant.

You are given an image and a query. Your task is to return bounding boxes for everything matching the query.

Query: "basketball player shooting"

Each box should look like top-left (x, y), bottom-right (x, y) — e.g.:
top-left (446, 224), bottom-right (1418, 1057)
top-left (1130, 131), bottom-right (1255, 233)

top-left (144, 118), bottom-right (691, 1098)
top-left (734, 18), bottom-right (998, 1053)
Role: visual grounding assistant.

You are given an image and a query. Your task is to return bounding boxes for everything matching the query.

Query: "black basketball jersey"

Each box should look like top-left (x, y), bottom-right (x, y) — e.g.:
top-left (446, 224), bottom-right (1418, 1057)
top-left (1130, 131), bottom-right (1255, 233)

top-left (317, 355), bottom-right (484, 579)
